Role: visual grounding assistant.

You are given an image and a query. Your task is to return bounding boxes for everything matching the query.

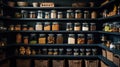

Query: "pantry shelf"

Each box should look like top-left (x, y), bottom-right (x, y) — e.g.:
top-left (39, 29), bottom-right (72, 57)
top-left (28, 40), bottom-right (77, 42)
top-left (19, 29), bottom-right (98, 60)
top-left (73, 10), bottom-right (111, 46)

top-left (99, 31), bottom-right (120, 35)
top-left (98, 15), bottom-right (120, 21)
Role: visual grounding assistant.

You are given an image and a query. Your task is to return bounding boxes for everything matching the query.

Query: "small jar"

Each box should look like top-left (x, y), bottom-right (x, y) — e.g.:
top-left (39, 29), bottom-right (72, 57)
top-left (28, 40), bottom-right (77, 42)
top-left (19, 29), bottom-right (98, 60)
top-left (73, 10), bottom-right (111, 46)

top-left (87, 34), bottom-right (94, 44)
top-left (53, 49), bottom-right (58, 55)
top-left (23, 36), bottom-right (29, 44)
top-left (15, 24), bottom-right (21, 31)
top-left (66, 10), bottom-right (74, 18)
top-left (38, 34), bottom-right (46, 44)
top-left (103, 9), bottom-right (108, 18)
top-left (19, 47), bottom-right (25, 55)
top-left (31, 49), bottom-right (36, 55)
top-left (80, 48), bottom-right (85, 56)
top-left (9, 25), bottom-right (14, 31)
top-left (51, 10), bottom-right (57, 18)
top-left (28, 25), bottom-right (34, 31)
top-left (90, 23), bottom-right (96, 31)
top-left (45, 12), bottom-right (50, 19)
top-left (92, 49), bottom-right (97, 55)
top-left (56, 34), bottom-right (63, 44)
top-left (103, 23), bottom-right (110, 32)
top-left (68, 34), bottom-right (75, 44)
top-left (66, 48), bottom-right (72, 55)
top-left (86, 49), bottom-right (91, 56)
top-left (25, 47), bottom-right (31, 55)
top-left (59, 48), bottom-right (64, 55)
top-left (44, 22), bottom-right (51, 31)
top-left (75, 10), bottom-right (82, 19)
top-left (29, 11), bottom-right (36, 18)
top-left (73, 48), bottom-right (79, 56)
top-left (84, 11), bottom-right (90, 19)
top-left (35, 22), bottom-right (42, 30)
top-left (66, 23), bottom-right (73, 31)
top-left (82, 23), bottom-right (89, 31)
top-left (29, 34), bottom-right (37, 44)
top-left (16, 33), bottom-right (22, 44)
top-left (37, 10), bottom-right (43, 19)
top-left (42, 48), bottom-right (47, 55)
top-left (58, 12), bottom-right (63, 18)
top-left (21, 10), bottom-right (28, 18)
top-left (22, 24), bottom-right (28, 31)
top-left (52, 22), bottom-right (59, 31)
top-left (106, 40), bottom-right (111, 47)
top-left (48, 48), bottom-right (53, 55)
top-left (91, 11), bottom-right (97, 19)
top-left (77, 34), bottom-right (85, 44)
top-left (47, 34), bottom-right (55, 44)
top-left (74, 23), bottom-right (81, 31)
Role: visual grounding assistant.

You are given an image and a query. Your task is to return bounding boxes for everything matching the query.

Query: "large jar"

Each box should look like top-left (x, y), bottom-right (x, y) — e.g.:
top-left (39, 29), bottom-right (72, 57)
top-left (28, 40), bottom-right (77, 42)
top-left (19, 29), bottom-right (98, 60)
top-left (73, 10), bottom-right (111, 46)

top-left (52, 22), bottom-right (59, 31)
top-left (66, 23), bottom-right (73, 31)
top-left (75, 10), bottom-right (82, 19)
top-left (47, 34), bottom-right (55, 44)
top-left (51, 10), bottom-right (57, 18)
top-left (77, 34), bottom-right (85, 44)
top-left (21, 10), bottom-right (28, 18)
top-left (90, 23), bottom-right (96, 31)
top-left (58, 12), bottom-right (63, 18)
top-left (66, 10), bottom-right (74, 18)
top-left (35, 22), bottom-right (42, 30)
top-left (82, 23), bottom-right (89, 31)
top-left (84, 11), bottom-right (90, 19)
top-left (44, 22), bottom-right (51, 31)
top-left (74, 22), bottom-right (81, 31)
top-left (29, 34), bottom-right (37, 44)
top-left (56, 34), bottom-right (63, 44)
top-left (68, 34), bottom-right (75, 44)
top-left (87, 34), bottom-right (94, 44)
top-left (29, 11), bottom-right (36, 18)
top-left (38, 34), bottom-right (46, 44)
top-left (37, 10), bottom-right (43, 19)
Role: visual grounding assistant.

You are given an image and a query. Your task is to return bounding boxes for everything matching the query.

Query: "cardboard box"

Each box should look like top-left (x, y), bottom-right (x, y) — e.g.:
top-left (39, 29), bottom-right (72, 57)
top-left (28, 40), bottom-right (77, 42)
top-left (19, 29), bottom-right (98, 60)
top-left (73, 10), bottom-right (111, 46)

top-left (34, 60), bottom-right (49, 67)
top-left (16, 59), bottom-right (31, 67)
top-left (69, 60), bottom-right (82, 67)
top-left (52, 60), bottom-right (65, 67)
top-left (85, 60), bottom-right (98, 67)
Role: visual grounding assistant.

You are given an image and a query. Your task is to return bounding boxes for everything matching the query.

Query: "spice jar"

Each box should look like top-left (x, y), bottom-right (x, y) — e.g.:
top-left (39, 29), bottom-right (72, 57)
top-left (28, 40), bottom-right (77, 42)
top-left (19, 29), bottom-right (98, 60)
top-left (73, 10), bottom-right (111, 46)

top-left (42, 48), bottom-right (47, 55)
top-left (84, 11), bottom-right (90, 19)
top-left (37, 10), bottom-right (43, 19)
top-left (68, 34), bottom-right (75, 44)
top-left (86, 49), bottom-right (91, 56)
top-left (38, 34), bottom-right (46, 44)
top-left (66, 23), bottom-right (73, 31)
top-left (73, 48), bottom-right (79, 56)
top-left (66, 48), bottom-right (72, 55)
top-left (87, 34), bottom-right (94, 44)
top-left (75, 10), bottom-right (82, 19)
top-left (53, 49), bottom-right (58, 55)
top-left (52, 22), bottom-right (59, 31)
top-left (23, 36), bottom-right (29, 44)
top-left (91, 11), bottom-right (97, 19)
top-left (29, 11), bottom-right (36, 18)
top-left (25, 47), bottom-right (31, 55)
top-left (19, 46), bottom-right (25, 55)
top-left (59, 48), bottom-right (64, 55)
top-left (21, 10), bottom-right (28, 18)
top-left (77, 34), bottom-right (85, 44)
top-left (35, 22), bottom-right (42, 30)
top-left (44, 22), bottom-right (51, 31)
top-left (74, 23), bottom-right (81, 31)
top-left (9, 25), bottom-right (14, 31)
top-left (29, 34), bottom-right (37, 44)
top-left (82, 23), bottom-right (89, 31)
top-left (48, 48), bottom-right (53, 55)
top-left (22, 24), bottom-right (28, 31)
top-left (45, 12), bottom-right (50, 19)
top-left (51, 10), bottom-right (57, 18)
top-left (56, 34), bottom-right (63, 44)
top-left (66, 10), bottom-right (74, 18)
top-left (90, 23), bottom-right (96, 31)
top-left (47, 34), bottom-right (55, 44)
top-left (16, 33), bottom-right (22, 44)
top-left (80, 48), bottom-right (85, 56)
top-left (92, 49), bottom-right (97, 55)
top-left (15, 24), bottom-right (21, 31)
top-left (58, 12), bottom-right (63, 18)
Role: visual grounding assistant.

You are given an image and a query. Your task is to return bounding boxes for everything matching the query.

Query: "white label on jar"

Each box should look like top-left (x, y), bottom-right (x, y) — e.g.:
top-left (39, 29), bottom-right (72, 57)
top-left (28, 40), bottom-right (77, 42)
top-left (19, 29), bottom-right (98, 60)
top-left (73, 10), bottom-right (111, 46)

top-left (68, 37), bottom-right (75, 44)
top-left (82, 27), bottom-right (89, 31)
top-left (35, 25), bottom-right (42, 30)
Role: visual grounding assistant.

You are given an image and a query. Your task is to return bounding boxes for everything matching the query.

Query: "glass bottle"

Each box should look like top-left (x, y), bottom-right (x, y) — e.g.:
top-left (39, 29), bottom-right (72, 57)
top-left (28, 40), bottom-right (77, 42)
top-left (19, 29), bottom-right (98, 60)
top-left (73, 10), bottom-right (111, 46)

top-left (74, 23), bottom-right (81, 31)
top-left (82, 23), bottom-right (89, 31)
top-left (52, 22), bottom-right (59, 31)
top-left (77, 34), bottom-right (85, 44)
top-left (66, 23), bottom-right (73, 31)
top-left (87, 34), bottom-right (94, 44)
top-left (37, 10), bottom-right (43, 19)
top-left (68, 34), bottom-right (75, 44)
top-left (75, 10), bottom-right (82, 19)
top-left (47, 34), bottom-right (55, 44)
top-left (38, 34), bottom-right (46, 44)
top-left (29, 34), bottom-right (37, 44)
top-left (56, 34), bottom-right (63, 44)
top-left (51, 10), bottom-right (57, 18)
top-left (90, 23), bottom-right (96, 31)
top-left (35, 22), bottom-right (42, 30)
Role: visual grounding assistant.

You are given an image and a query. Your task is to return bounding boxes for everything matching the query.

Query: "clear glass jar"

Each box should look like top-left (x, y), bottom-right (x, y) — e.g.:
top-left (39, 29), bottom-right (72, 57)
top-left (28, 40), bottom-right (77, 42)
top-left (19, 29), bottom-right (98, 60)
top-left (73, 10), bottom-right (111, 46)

top-left (92, 48), bottom-right (97, 55)
top-left (38, 34), bottom-right (46, 44)
top-left (16, 33), bottom-right (22, 44)
top-left (22, 24), bottom-right (28, 31)
top-left (35, 22), bottom-right (42, 30)
top-left (45, 12), bottom-right (50, 19)
top-left (42, 48), bottom-right (47, 55)
top-left (47, 34), bottom-right (55, 44)
top-left (15, 24), bottom-right (21, 31)
top-left (90, 23), bottom-right (96, 31)
top-left (91, 11), bottom-right (97, 19)
top-left (29, 34), bottom-right (37, 44)
top-left (75, 10), bottom-right (82, 19)
top-left (66, 48), bottom-right (72, 55)
top-left (21, 10), bottom-right (28, 18)
top-left (80, 48), bottom-right (85, 56)
top-left (82, 23), bottom-right (89, 31)
top-left (48, 48), bottom-right (53, 55)
top-left (73, 48), bottom-right (79, 56)
top-left (74, 23), bottom-right (81, 31)
top-left (66, 10), bottom-right (74, 18)
top-left (37, 10), bottom-right (43, 19)
top-left (87, 34), bottom-right (94, 44)
top-left (103, 23), bottom-right (110, 32)
top-left (66, 23), bottom-right (73, 31)
top-left (59, 48), bottom-right (64, 55)
top-left (68, 34), bottom-right (75, 44)
top-left (77, 34), bottom-right (85, 44)
top-left (23, 36), bottom-right (29, 44)
top-left (51, 10), bottom-right (57, 18)
top-left (44, 22), bottom-right (51, 31)
top-left (84, 11), bottom-right (90, 19)
top-left (86, 49), bottom-right (91, 56)
top-left (56, 34), bottom-right (63, 44)
top-left (53, 48), bottom-right (58, 55)
top-left (29, 11), bottom-right (36, 18)
top-left (58, 12), bottom-right (63, 18)
top-left (52, 22), bottom-right (59, 31)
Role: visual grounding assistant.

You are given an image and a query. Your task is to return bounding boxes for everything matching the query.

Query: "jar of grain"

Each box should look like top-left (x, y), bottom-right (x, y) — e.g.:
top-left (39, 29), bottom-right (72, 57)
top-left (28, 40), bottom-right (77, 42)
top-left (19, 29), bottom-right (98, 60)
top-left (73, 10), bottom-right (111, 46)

top-left (38, 34), bottom-right (46, 44)
top-left (45, 12), bottom-right (50, 19)
top-left (22, 24), bottom-right (28, 31)
top-left (51, 10), bottom-right (57, 18)
top-left (91, 11), bottom-right (97, 19)
top-left (29, 11), bottom-right (36, 18)
top-left (16, 33), bottom-right (22, 44)
top-left (48, 48), bottom-right (53, 55)
top-left (37, 10), bottom-right (43, 19)
top-left (66, 48), bottom-right (72, 55)
top-left (56, 34), bottom-right (63, 44)
top-left (68, 34), bottom-right (75, 44)
top-left (44, 22), bottom-right (51, 31)
top-left (23, 36), bottom-right (29, 44)
top-left (9, 25), bottom-right (14, 31)
top-left (66, 23), bottom-right (73, 31)
top-left (35, 22), bottom-right (42, 30)
top-left (82, 23), bottom-right (89, 31)
top-left (53, 48), bottom-right (58, 55)
top-left (75, 10), bottom-right (82, 19)
top-left (29, 34), bottom-right (37, 44)
top-left (73, 48), bottom-right (79, 56)
top-left (86, 49), bottom-right (91, 56)
top-left (58, 12), bottom-right (63, 18)
top-left (52, 22), bottom-right (59, 31)
top-left (66, 10), bottom-right (74, 18)
top-left (90, 23), bottom-right (96, 31)
top-left (47, 34), bottom-right (55, 44)
top-left (87, 34), bottom-right (94, 44)
top-left (15, 24), bottom-right (21, 31)
top-left (74, 23), bottom-right (81, 31)
top-left (21, 10), bottom-right (28, 18)
top-left (77, 34), bottom-right (85, 44)
top-left (84, 11), bottom-right (90, 19)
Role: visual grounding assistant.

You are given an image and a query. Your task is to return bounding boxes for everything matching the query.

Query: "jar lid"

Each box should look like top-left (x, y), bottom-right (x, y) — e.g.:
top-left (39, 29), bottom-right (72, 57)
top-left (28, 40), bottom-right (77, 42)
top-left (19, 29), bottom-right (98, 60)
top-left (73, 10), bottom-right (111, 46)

top-left (67, 23), bottom-right (72, 25)
top-left (67, 10), bottom-right (73, 12)
top-left (84, 11), bottom-right (89, 12)
top-left (53, 22), bottom-right (58, 24)
top-left (42, 48), bottom-right (47, 51)
top-left (38, 10), bottom-right (42, 12)
top-left (66, 48), bottom-right (72, 51)
top-left (45, 12), bottom-right (49, 14)
top-left (90, 23), bottom-right (95, 25)
top-left (22, 24), bottom-right (27, 27)
top-left (36, 22), bottom-right (42, 25)
top-left (59, 48), bottom-right (64, 51)
top-left (69, 34), bottom-right (75, 37)
top-left (48, 48), bottom-right (53, 51)
top-left (78, 34), bottom-right (84, 36)
top-left (75, 10), bottom-right (81, 12)
top-left (53, 49), bottom-right (58, 51)
top-left (51, 10), bottom-right (56, 12)
top-left (86, 49), bottom-right (91, 51)
top-left (87, 34), bottom-right (93, 36)
top-left (73, 48), bottom-right (78, 51)
top-left (58, 12), bottom-right (62, 13)
top-left (48, 34), bottom-right (54, 36)
top-left (39, 34), bottom-right (45, 37)
top-left (21, 10), bottom-right (27, 13)
top-left (74, 23), bottom-right (80, 25)
top-left (57, 34), bottom-right (62, 36)
top-left (30, 33), bottom-right (36, 36)
top-left (45, 22), bottom-right (50, 24)
top-left (83, 23), bottom-right (88, 24)
top-left (30, 11), bottom-right (35, 13)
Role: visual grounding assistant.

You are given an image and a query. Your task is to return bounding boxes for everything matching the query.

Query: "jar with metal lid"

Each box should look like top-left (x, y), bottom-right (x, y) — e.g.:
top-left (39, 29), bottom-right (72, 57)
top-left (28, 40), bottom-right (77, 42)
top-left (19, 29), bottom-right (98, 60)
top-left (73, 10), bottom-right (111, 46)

top-left (75, 10), bottom-right (82, 19)
top-left (47, 34), bottom-right (55, 44)
top-left (74, 22), bottom-right (81, 31)
top-left (9, 25), bottom-right (14, 31)
top-left (66, 48), bottom-right (72, 55)
top-left (44, 22), bottom-right (51, 31)
top-left (80, 48), bottom-right (85, 56)
top-left (90, 23), bottom-right (96, 31)
top-left (52, 22), bottom-right (59, 31)
top-left (15, 24), bottom-right (21, 31)
top-left (77, 34), bottom-right (85, 44)
top-left (29, 34), bottom-right (37, 44)
top-left (91, 11), bottom-right (97, 19)
top-left (42, 48), bottom-right (47, 55)
top-left (23, 36), bottom-right (29, 45)
top-left (59, 48), bottom-right (64, 55)
top-left (21, 10), bottom-right (28, 18)
top-left (38, 34), bottom-right (46, 44)
top-left (68, 34), bottom-right (75, 44)
top-left (84, 11), bottom-right (90, 19)
top-left (66, 23), bottom-right (73, 31)
top-left (66, 10), bottom-right (74, 18)
top-left (86, 49), bottom-right (91, 56)
top-left (45, 12), bottom-right (50, 19)
top-left (35, 22), bottom-right (42, 30)
top-left (87, 34), bottom-right (94, 44)
top-left (37, 10), bottom-right (43, 19)
top-left (58, 12), bottom-right (63, 18)
top-left (16, 33), bottom-right (22, 44)
top-left (56, 34), bottom-right (63, 44)
top-left (51, 10), bottom-right (57, 18)
top-left (29, 11), bottom-right (36, 18)
top-left (53, 48), bottom-right (58, 55)
top-left (48, 48), bottom-right (53, 55)
top-left (92, 48), bottom-right (97, 55)
top-left (73, 48), bottom-right (79, 56)
top-left (22, 24), bottom-right (28, 31)
top-left (82, 23), bottom-right (89, 31)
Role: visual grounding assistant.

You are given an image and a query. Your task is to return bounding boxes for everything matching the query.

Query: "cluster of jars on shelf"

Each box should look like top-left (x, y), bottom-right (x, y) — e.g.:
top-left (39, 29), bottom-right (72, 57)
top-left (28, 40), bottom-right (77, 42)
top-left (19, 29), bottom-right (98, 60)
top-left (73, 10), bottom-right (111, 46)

top-left (103, 22), bottom-right (120, 32)
top-left (18, 47), bottom-right (97, 56)
top-left (15, 9), bottom-right (97, 19)
top-left (16, 33), bottom-right (94, 45)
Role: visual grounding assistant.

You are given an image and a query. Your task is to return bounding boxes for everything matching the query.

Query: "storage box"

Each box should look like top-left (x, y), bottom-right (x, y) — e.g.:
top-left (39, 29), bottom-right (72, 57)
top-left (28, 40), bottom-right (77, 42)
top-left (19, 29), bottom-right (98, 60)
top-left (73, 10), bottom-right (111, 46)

top-left (102, 49), bottom-right (107, 57)
top-left (113, 54), bottom-right (120, 67)
top-left (101, 61), bottom-right (109, 67)
top-left (69, 60), bottom-right (82, 67)
top-left (16, 59), bottom-right (31, 67)
top-left (52, 60), bottom-right (65, 67)
top-left (106, 51), bottom-right (113, 61)
top-left (85, 60), bottom-right (98, 67)
top-left (34, 60), bottom-right (49, 67)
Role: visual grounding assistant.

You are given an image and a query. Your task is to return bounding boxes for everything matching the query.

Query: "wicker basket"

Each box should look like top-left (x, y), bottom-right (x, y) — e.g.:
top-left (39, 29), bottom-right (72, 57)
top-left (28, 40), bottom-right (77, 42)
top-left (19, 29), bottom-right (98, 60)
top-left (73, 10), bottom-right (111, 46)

top-left (101, 61), bottom-right (110, 67)
top-left (113, 54), bottom-right (120, 67)
top-left (106, 51), bottom-right (113, 61)
top-left (85, 60), bottom-right (98, 67)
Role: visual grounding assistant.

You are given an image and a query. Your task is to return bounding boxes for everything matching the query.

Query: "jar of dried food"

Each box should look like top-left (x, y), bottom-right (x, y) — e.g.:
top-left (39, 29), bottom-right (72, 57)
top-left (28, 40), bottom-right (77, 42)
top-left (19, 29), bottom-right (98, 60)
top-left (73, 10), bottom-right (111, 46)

top-left (29, 34), bottom-right (37, 44)
top-left (103, 9), bottom-right (108, 18)
top-left (44, 22), bottom-right (51, 31)
top-left (92, 48), bottom-right (97, 55)
top-left (68, 34), bottom-right (75, 44)
top-left (45, 12), bottom-right (50, 19)
top-left (77, 34), bottom-right (85, 44)
top-left (87, 34), bottom-right (94, 44)
top-left (51, 10), bottom-right (57, 18)
top-left (103, 23), bottom-right (110, 32)
top-left (66, 48), bottom-right (72, 55)
top-left (47, 34), bottom-right (55, 44)
top-left (86, 49), bottom-right (91, 56)
top-left (19, 46), bottom-right (25, 55)
top-left (42, 48), bottom-right (47, 55)
top-left (16, 33), bottom-right (22, 44)
top-left (21, 10), bottom-right (28, 18)
top-left (28, 25), bottom-right (34, 31)
top-left (66, 10), bottom-right (74, 18)
top-left (90, 23), bottom-right (96, 31)
top-left (52, 22), bottom-right (59, 31)
top-left (53, 48), bottom-right (58, 55)
top-left (15, 24), bottom-right (21, 31)
top-left (66, 23), bottom-right (73, 31)
top-left (31, 49), bottom-right (36, 55)
top-left (37, 10), bottom-right (43, 19)
top-left (75, 10), bottom-right (82, 19)
top-left (22, 24), bottom-right (28, 31)
top-left (58, 12), bottom-right (63, 18)
top-left (23, 36), bottom-right (29, 44)
top-left (112, 22), bottom-right (118, 32)
top-left (56, 34), bottom-right (63, 44)
top-left (73, 48), bottom-right (79, 56)
top-left (82, 23), bottom-right (89, 31)
top-left (91, 11), bottom-right (97, 19)
top-left (29, 11), bottom-right (36, 18)
top-left (38, 34), bottom-right (46, 44)
top-left (74, 22), bottom-right (81, 31)
top-left (9, 25), bottom-right (14, 31)
top-left (80, 48), bottom-right (85, 55)
top-left (35, 22), bottom-right (42, 30)
top-left (48, 48), bottom-right (53, 55)
top-left (84, 11), bottom-right (90, 19)
top-left (59, 48), bottom-right (64, 55)
top-left (25, 47), bottom-right (31, 55)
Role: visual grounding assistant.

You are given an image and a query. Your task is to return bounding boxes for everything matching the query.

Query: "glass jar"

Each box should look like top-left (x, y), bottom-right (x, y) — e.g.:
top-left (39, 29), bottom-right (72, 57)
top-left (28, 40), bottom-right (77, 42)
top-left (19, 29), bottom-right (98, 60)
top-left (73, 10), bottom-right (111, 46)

top-left (84, 11), bottom-right (90, 19)
top-left (25, 47), bottom-right (31, 55)
top-left (48, 48), bottom-right (53, 55)
top-left (52, 22), bottom-right (59, 31)
top-left (103, 9), bottom-right (108, 18)
top-left (118, 5), bottom-right (120, 15)
top-left (28, 25), bottom-right (34, 31)
top-left (21, 10), bottom-right (28, 18)
top-left (16, 33), bottom-right (22, 44)
top-left (58, 12), bottom-right (63, 18)
top-left (15, 24), bottom-right (21, 31)
top-left (87, 34), bottom-right (94, 44)
top-left (42, 48), bottom-right (47, 55)
top-left (19, 46), bottom-right (25, 55)
top-left (44, 22), bottom-right (51, 31)
top-left (51, 10), bottom-right (57, 18)
top-left (112, 22), bottom-right (118, 32)
top-left (38, 34), bottom-right (46, 44)
top-left (59, 48), bottom-right (64, 55)
top-left (56, 34), bottom-right (63, 44)
top-left (53, 49), bottom-right (58, 55)
top-left (92, 48), bottom-right (97, 55)
top-left (29, 34), bottom-right (37, 44)
top-left (35, 22), bottom-right (42, 30)
top-left (103, 23), bottom-right (110, 32)
top-left (23, 36), bottom-right (29, 45)
top-left (82, 23), bottom-right (89, 31)
top-left (80, 48), bottom-right (85, 56)
top-left (47, 34), bottom-right (55, 44)
top-left (45, 12), bottom-right (50, 19)
top-left (66, 10), bottom-right (74, 18)
top-left (29, 11), bottom-right (36, 18)
top-left (86, 49), bottom-right (91, 56)
top-left (66, 48), bottom-right (72, 55)
top-left (75, 10), bottom-right (82, 19)
top-left (9, 25), bottom-right (14, 31)
top-left (37, 10), bottom-right (43, 19)
top-left (91, 11), bottom-right (97, 19)
top-left (66, 23), bottom-right (73, 31)
top-left (31, 49), bottom-right (36, 55)
top-left (77, 34), bottom-right (85, 44)
top-left (90, 23), bottom-right (96, 31)
top-left (74, 23), bottom-right (81, 31)
top-left (73, 48), bottom-right (79, 56)
top-left (22, 24), bottom-right (28, 31)
top-left (68, 34), bottom-right (75, 44)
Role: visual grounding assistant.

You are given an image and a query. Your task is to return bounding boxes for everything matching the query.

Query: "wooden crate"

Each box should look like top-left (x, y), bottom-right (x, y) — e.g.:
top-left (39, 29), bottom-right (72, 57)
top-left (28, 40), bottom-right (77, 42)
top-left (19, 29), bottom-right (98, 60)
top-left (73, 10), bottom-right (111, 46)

top-left (16, 59), bottom-right (31, 67)
top-left (34, 60), bottom-right (49, 67)
top-left (101, 61), bottom-right (110, 67)
top-left (52, 60), bottom-right (65, 67)
top-left (85, 60), bottom-right (98, 67)
top-left (113, 54), bottom-right (120, 67)
top-left (106, 51), bottom-right (113, 61)
top-left (69, 60), bottom-right (82, 67)
top-left (102, 49), bottom-right (107, 57)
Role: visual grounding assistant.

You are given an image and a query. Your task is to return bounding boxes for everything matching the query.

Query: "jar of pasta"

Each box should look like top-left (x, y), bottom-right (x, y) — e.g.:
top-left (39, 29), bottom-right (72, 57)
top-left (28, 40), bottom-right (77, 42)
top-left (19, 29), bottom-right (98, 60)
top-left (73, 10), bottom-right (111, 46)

top-left (38, 34), bottom-right (46, 44)
top-left (52, 22), bottom-right (59, 31)
top-left (77, 34), bottom-right (85, 44)
top-left (44, 22), bottom-right (51, 31)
